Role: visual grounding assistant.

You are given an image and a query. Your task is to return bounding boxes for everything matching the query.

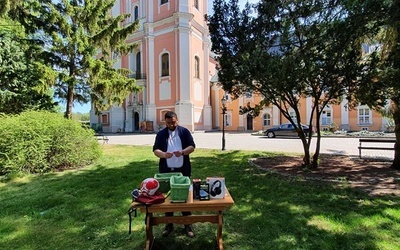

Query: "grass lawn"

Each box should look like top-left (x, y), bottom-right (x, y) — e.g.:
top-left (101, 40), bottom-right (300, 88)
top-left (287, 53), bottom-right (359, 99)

top-left (1, 145), bottom-right (399, 250)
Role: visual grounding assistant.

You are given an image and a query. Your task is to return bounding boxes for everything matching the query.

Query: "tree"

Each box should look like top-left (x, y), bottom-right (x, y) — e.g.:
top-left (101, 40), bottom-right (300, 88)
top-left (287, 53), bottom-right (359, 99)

top-left (5, 0), bottom-right (142, 118)
top-left (351, 0), bottom-right (400, 169)
top-left (208, 0), bottom-right (376, 169)
top-left (0, 0), bottom-right (15, 17)
top-left (376, 0), bottom-right (400, 169)
top-left (0, 18), bottom-right (57, 114)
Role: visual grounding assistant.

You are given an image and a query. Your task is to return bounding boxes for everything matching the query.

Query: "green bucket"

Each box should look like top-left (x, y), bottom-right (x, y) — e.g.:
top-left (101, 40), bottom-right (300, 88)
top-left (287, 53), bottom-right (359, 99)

top-left (170, 175), bottom-right (190, 202)
top-left (154, 172), bottom-right (183, 193)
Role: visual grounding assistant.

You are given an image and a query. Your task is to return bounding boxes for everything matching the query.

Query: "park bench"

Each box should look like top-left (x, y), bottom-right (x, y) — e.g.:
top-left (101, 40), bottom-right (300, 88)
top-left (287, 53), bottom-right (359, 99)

top-left (95, 134), bottom-right (109, 144)
top-left (358, 138), bottom-right (396, 158)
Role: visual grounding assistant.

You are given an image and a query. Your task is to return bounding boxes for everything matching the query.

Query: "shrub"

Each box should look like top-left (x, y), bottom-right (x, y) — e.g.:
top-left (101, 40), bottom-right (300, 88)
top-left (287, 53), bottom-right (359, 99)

top-left (0, 111), bottom-right (102, 175)
top-left (327, 122), bottom-right (338, 132)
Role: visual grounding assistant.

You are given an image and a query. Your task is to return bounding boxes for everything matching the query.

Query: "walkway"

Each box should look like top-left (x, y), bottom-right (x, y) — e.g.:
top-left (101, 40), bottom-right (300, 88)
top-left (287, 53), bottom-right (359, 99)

top-left (104, 132), bottom-right (395, 159)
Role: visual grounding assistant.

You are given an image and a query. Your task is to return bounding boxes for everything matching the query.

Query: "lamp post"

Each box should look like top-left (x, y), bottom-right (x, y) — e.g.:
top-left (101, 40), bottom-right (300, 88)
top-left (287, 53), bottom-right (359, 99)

top-left (221, 97), bottom-right (227, 151)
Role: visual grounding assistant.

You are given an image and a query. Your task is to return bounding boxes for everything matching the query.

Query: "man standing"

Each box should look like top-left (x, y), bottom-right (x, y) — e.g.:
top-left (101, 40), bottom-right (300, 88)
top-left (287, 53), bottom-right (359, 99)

top-left (153, 111), bottom-right (196, 237)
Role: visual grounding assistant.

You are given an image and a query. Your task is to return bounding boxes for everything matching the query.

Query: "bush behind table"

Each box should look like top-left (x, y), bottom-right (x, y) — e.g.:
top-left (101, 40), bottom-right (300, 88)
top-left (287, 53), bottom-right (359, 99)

top-left (0, 111), bottom-right (102, 176)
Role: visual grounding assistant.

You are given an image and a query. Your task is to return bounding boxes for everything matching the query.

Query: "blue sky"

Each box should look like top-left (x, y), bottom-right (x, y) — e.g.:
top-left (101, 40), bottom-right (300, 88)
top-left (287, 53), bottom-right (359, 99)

top-left (73, 0), bottom-right (259, 114)
top-left (74, 102), bottom-right (91, 113)
top-left (208, 0), bottom-right (258, 13)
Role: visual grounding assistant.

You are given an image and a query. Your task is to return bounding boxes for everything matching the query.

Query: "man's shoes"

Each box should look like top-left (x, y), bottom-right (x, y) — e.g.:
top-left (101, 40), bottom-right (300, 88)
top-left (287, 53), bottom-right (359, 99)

top-left (184, 225), bottom-right (195, 238)
top-left (162, 224), bottom-right (173, 237)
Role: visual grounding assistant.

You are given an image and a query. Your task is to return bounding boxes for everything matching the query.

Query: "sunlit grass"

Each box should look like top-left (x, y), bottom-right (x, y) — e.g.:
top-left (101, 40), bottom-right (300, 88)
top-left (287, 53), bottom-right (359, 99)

top-left (0, 145), bottom-right (399, 250)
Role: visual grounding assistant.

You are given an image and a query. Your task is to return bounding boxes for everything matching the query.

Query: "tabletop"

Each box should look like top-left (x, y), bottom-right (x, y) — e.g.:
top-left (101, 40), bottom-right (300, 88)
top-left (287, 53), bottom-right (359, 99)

top-left (132, 188), bottom-right (235, 213)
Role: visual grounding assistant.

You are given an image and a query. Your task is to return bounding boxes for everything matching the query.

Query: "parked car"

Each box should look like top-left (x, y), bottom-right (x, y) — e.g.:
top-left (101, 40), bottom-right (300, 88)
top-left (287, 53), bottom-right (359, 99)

top-left (264, 123), bottom-right (311, 138)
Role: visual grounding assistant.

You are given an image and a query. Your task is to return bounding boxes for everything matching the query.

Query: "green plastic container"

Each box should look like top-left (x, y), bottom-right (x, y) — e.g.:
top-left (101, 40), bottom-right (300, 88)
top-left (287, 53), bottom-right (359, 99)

top-left (170, 175), bottom-right (190, 202)
top-left (154, 172), bottom-right (183, 193)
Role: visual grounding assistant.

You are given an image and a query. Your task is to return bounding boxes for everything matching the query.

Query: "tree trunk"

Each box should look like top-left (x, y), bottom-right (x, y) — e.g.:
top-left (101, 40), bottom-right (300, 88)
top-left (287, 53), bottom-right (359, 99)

top-left (65, 85), bottom-right (74, 119)
top-left (311, 108), bottom-right (322, 170)
top-left (391, 104), bottom-right (400, 169)
top-left (65, 58), bottom-right (75, 119)
top-left (311, 133), bottom-right (321, 170)
top-left (300, 133), bottom-right (311, 170)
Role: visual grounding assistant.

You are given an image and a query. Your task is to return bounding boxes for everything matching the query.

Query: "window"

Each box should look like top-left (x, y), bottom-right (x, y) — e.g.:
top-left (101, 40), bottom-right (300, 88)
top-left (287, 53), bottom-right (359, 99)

top-left (289, 111), bottom-right (296, 121)
top-left (321, 110), bottom-right (332, 125)
top-left (245, 91), bottom-right (252, 98)
top-left (358, 107), bottom-right (371, 124)
top-left (194, 56), bottom-right (200, 78)
top-left (281, 124), bottom-right (292, 129)
top-left (111, 51), bottom-right (118, 60)
top-left (263, 113), bottom-right (271, 126)
top-left (161, 53), bottom-right (169, 76)
top-left (136, 52), bottom-right (141, 79)
top-left (132, 93), bottom-right (138, 105)
top-left (223, 91), bottom-right (230, 101)
top-left (161, 0), bottom-right (168, 4)
top-left (161, 110), bottom-right (170, 122)
top-left (194, 0), bottom-right (199, 9)
top-left (225, 112), bottom-right (232, 127)
top-left (101, 114), bottom-right (109, 124)
top-left (134, 6), bottom-right (139, 21)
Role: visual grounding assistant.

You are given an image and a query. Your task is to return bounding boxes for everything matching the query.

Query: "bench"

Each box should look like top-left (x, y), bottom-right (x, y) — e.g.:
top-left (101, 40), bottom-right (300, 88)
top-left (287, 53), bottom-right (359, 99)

top-left (358, 138), bottom-right (396, 158)
top-left (95, 134), bottom-right (109, 144)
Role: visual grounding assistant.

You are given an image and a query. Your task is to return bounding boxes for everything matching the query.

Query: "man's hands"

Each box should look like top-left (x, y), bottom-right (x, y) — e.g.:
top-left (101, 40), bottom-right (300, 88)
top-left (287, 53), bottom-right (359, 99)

top-left (164, 152), bottom-right (174, 159)
top-left (164, 150), bottom-right (184, 158)
top-left (173, 150), bottom-right (184, 157)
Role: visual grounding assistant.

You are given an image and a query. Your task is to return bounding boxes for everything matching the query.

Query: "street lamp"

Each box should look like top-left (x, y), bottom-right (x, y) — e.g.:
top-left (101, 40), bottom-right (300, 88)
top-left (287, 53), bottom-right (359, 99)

top-left (221, 97), bottom-right (227, 150)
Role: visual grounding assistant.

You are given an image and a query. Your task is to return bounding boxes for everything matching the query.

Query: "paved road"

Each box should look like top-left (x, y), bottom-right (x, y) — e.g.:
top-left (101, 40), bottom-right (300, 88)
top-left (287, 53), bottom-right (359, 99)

top-left (104, 132), bottom-right (395, 159)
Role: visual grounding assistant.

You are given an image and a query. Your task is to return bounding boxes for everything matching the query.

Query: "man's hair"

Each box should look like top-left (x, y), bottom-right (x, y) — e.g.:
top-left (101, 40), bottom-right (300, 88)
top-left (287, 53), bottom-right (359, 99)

top-left (165, 111), bottom-right (178, 119)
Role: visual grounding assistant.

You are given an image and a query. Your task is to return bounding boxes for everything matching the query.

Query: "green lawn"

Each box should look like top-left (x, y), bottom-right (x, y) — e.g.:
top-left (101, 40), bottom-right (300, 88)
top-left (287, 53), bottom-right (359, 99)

top-left (1, 145), bottom-right (399, 250)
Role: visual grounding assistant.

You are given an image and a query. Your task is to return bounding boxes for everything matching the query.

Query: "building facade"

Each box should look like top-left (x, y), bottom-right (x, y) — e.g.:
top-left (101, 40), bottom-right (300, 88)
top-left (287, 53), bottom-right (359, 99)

top-left (90, 0), bottom-right (216, 133)
top-left (91, 0), bottom-right (391, 133)
top-left (210, 87), bottom-right (391, 133)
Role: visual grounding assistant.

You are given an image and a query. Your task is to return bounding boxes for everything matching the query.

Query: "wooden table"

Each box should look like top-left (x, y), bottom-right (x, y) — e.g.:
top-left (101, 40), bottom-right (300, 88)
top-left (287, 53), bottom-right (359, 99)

top-left (130, 188), bottom-right (234, 250)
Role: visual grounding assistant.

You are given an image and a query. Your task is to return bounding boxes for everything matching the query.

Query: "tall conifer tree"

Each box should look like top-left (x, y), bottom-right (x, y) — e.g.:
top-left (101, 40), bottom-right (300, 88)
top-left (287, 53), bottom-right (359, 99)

top-left (4, 0), bottom-right (141, 118)
top-left (45, 0), bottom-right (141, 118)
top-left (0, 7), bottom-right (57, 114)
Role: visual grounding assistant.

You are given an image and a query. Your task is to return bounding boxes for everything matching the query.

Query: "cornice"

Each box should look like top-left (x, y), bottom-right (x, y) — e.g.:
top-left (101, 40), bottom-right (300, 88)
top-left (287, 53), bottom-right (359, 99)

top-left (143, 12), bottom-right (194, 30)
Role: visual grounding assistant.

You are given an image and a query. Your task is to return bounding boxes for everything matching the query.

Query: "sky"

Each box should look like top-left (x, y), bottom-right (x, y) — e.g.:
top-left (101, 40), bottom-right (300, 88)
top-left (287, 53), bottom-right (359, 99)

top-left (208, 0), bottom-right (259, 13)
top-left (73, 0), bottom-right (260, 114)
top-left (73, 102), bottom-right (91, 113)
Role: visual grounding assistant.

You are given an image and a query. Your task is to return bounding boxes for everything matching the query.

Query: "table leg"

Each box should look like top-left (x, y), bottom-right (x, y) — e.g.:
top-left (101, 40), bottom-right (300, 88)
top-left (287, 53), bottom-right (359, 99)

top-left (145, 213), bottom-right (154, 250)
top-left (217, 211), bottom-right (223, 250)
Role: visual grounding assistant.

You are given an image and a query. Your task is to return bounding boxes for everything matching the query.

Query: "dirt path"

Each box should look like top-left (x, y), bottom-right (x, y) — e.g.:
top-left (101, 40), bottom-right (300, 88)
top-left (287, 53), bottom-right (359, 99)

top-left (251, 154), bottom-right (400, 196)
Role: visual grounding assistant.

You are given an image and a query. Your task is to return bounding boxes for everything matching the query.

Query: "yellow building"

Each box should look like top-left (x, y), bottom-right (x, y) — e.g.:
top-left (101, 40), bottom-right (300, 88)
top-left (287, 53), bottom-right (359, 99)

top-left (210, 78), bottom-right (390, 132)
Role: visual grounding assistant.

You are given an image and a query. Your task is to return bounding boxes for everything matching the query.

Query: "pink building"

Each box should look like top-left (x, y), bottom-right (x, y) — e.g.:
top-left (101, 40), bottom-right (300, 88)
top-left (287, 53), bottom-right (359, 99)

top-left (91, 0), bottom-right (216, 133)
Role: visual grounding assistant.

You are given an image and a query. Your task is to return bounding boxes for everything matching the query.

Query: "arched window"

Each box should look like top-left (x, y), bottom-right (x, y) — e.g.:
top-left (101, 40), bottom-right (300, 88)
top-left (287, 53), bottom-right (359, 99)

top-left (194, 56), bottom-right (200, 78)
top-left (263, 113), bottom-right (271, 126)
top-left (136, 52), bottom-right (141, 79)
top-left (161, 0), bottom-right (168, 5)
top-left (134, 6), bottom-right (139, 21)
top-left (161, 53), bottom-right (169, 76)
